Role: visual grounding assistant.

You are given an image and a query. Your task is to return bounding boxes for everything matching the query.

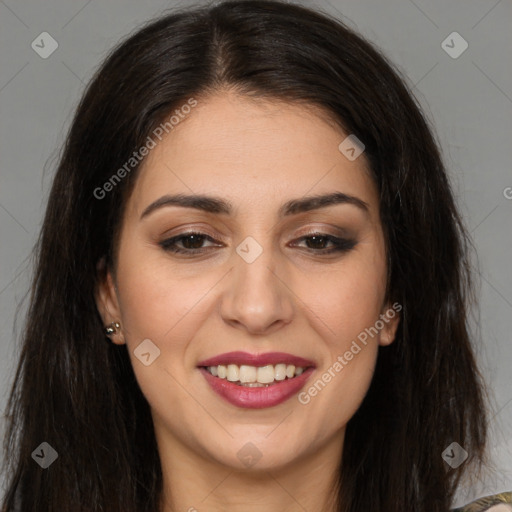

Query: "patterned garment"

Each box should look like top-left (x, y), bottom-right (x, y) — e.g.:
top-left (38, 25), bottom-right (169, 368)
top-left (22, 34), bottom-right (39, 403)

top-left (452, 492), bottom-right (512, 511)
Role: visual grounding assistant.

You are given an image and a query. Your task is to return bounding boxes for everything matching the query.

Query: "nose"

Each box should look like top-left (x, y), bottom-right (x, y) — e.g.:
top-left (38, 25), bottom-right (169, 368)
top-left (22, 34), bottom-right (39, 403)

top-left (219, 240), bottom-right (294, 336)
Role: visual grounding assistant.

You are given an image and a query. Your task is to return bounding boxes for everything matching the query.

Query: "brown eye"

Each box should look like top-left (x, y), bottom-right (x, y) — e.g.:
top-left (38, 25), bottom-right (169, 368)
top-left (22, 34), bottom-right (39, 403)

top-left (293, 233), bottom-right (357, 254)
top-left (159, 232), bottom-right (220, 254)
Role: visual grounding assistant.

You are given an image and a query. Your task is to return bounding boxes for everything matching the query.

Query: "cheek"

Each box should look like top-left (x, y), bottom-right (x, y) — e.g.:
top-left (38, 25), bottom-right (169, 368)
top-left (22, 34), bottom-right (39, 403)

top-left (299, 269), bottom-right (383, 437)
top-left (112, 248), bottom-right (207, 413)
top-left (309, 349), bottom-right (378, 446)
top-left (308, 249), bottom-right (387, 348)
top-left (114, 240), bottom-right (209, 345)
top-left (298, 244), bottom-right (386, 414)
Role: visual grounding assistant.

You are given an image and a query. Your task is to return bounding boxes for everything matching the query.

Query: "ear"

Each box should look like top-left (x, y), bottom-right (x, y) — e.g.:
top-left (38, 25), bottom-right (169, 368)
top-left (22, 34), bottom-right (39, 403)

top-left (378, 301), bottom-right (401, 347)
top-left (95, 257), bottom-right (125, 345)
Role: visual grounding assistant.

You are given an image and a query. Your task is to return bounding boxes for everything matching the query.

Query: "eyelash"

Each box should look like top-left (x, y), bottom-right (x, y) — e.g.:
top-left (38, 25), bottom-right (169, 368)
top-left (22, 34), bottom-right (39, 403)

top-left (158, 231), bottom-right (357, 256)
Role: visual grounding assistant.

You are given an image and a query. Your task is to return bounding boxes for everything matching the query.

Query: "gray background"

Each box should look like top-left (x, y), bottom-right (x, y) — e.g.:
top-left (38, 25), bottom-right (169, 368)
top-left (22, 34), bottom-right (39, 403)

top-left (0, 0), bottom-right (511, 506)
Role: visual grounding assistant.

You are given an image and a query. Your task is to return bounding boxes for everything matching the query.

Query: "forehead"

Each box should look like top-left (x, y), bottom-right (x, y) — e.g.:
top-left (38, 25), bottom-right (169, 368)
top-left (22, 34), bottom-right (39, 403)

top-left (127, 92), bottom-right (378, 218)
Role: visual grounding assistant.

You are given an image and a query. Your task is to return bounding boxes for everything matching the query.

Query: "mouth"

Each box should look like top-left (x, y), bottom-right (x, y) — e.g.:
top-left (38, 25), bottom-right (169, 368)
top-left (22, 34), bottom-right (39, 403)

top-left (199, 363), bottom-right (310, 387)
top-left (196, 351), bottom-right (316, 409)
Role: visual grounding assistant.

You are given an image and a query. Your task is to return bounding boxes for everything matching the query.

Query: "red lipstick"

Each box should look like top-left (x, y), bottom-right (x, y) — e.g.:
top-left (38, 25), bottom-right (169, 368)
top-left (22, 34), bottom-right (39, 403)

top-left (197, 351), bottom-right (315, 368)
top-left (197, 351), bottom-right (316, 409)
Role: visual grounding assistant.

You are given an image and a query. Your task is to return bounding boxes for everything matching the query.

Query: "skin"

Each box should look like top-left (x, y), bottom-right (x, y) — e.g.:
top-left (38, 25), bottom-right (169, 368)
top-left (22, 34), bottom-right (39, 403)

top-left (96, 90), bottom-right (400, 512)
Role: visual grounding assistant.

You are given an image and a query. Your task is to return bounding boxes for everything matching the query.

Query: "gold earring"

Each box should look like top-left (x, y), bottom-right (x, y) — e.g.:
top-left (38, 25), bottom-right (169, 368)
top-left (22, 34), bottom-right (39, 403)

top-left (104, 321), bottom-right (121, 336)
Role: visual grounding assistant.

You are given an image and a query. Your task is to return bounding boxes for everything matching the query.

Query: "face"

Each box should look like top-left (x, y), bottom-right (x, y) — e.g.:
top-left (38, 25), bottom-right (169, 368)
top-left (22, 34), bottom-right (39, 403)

top-left (96, 91), bottom-right (399, 473)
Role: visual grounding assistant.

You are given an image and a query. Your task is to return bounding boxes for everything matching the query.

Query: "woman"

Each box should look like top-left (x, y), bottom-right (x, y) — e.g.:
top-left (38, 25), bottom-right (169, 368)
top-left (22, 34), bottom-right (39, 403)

top-left (1, 1), bottom-right (510, 511)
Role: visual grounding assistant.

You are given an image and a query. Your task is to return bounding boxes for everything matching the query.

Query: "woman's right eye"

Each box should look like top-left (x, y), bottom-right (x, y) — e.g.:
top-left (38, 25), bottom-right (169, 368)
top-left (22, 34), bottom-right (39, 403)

top-left (159, 232), bottom-right (220, 255)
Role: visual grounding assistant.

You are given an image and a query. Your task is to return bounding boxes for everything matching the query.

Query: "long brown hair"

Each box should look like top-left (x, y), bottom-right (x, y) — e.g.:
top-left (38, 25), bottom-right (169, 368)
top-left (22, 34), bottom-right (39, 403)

top-left (1, 1), bottom-right (489, 510)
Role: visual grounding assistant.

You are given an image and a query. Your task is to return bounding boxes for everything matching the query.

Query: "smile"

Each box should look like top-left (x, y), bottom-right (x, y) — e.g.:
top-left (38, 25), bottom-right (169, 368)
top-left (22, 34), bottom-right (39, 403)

top-left (203, 363), bottom-right (306, 386)
top-left (197, 351), bottom-right (316, 409)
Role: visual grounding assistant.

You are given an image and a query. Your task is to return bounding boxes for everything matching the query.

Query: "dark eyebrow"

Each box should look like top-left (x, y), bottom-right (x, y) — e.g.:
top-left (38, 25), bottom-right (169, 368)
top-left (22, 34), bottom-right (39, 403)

top-left (139, 191), bottom-right (369, 220)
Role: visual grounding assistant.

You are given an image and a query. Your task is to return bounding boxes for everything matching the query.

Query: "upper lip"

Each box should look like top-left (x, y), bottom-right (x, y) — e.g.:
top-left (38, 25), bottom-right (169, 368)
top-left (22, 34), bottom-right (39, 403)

top-left (197, 351), bottom-right (316, 368)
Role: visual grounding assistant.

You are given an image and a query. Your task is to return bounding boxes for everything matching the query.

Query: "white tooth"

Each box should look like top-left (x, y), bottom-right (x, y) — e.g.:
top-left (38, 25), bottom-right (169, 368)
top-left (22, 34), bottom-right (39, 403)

top-left (286, 365), bottom-right (295, 378)
top-left (211, 363), bottom-right (304, 382)
top-left (239, 365), bottom-right (257, 383)
top-left (217, 365), bottom-right (227, 379)
top-left (257, 365), bottom-right (275, 384)
top-left (227, 364), bottom-right (239, 382)
top-left (274, 363), bottom-right (287, 381)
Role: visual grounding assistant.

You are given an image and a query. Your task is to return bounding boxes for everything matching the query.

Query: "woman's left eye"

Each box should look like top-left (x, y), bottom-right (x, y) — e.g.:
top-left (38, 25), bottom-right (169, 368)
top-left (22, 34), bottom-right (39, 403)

top-left (292, 233), bottom-right (357, 254)
top-left (158, 231), bottom-right (357, 255)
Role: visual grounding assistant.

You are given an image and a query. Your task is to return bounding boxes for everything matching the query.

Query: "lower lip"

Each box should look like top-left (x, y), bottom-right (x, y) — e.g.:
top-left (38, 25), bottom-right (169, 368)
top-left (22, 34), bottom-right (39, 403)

top-left (198, 367), bottom-right (315, 409)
